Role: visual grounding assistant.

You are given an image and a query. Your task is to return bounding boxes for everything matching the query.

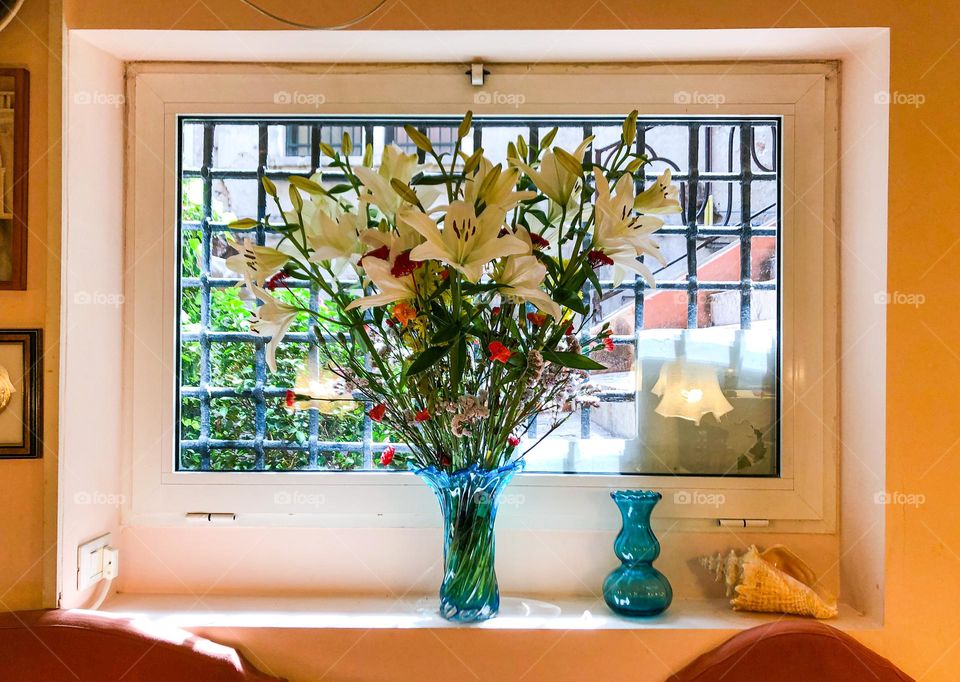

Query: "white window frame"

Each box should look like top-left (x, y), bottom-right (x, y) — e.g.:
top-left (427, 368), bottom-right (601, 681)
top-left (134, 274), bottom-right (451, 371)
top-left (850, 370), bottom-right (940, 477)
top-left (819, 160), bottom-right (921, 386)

top-left (125, 62), bottom-right (838, 532)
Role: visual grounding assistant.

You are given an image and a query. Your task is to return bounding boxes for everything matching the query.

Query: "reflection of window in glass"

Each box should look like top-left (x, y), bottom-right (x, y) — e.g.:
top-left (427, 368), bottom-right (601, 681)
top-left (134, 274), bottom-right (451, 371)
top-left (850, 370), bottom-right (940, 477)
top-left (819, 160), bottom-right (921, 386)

top-left (177, 117), bottom-right (780, 478)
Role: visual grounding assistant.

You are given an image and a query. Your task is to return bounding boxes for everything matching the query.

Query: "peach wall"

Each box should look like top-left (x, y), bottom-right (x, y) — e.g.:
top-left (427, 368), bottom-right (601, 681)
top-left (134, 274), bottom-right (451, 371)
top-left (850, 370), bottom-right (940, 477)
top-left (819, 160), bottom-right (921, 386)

top-left (0, 0), bottom-right (59, 612)
top-left (5, 0), bottom-right (958, 679)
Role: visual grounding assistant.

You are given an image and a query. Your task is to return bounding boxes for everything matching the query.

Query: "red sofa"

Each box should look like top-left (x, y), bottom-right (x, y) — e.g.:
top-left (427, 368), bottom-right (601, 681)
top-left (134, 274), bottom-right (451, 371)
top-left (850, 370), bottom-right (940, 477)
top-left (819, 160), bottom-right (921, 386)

top-left (668, 621), bottom-right (914, 682)
top-left (0, 609), bottom-right (282, 681)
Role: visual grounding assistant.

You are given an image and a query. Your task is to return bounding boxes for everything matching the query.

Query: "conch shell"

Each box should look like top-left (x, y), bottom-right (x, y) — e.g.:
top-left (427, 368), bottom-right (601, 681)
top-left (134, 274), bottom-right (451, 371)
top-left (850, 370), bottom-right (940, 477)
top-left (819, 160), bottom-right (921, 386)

top-left (0, 365), bottom-right (15, 413)
top-left (700, 545), bottom-right (838, 619)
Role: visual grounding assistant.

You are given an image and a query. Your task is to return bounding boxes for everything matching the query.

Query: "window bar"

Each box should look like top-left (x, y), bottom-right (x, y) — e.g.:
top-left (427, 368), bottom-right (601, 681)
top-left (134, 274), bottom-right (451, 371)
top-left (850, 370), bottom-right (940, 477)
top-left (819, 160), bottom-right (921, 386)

top-left (685, 123), bottom-right (701, 329)
top-left (635, 125), bottom-right (648, 332)
top-left (198, 122), bottom-right (215, 471)
top-left (253, 122), bottom-right (269, 470)
top-left (739, 124), bottom-right (753, 329)
top-left (307, 123), bottom-right (322, 469)
top-left (580, 122), bottom-right (594, 441)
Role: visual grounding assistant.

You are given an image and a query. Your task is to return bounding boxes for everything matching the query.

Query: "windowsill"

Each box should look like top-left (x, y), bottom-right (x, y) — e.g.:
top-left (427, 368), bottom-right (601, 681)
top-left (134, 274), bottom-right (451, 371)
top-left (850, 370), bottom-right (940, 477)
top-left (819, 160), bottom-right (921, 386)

top-left (98, 593), bottom-right (877, 631)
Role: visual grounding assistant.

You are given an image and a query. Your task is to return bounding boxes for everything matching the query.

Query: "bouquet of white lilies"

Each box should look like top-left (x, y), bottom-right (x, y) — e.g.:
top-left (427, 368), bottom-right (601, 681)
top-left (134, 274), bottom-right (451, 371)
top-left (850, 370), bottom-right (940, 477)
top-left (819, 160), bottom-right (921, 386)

top-left (225, 111), bottom-right (681, 473)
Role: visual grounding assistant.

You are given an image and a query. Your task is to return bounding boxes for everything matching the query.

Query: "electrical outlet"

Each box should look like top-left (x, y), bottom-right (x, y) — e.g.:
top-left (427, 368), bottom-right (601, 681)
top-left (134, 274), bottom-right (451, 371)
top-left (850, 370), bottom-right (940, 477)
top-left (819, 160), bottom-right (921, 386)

top-left (77, 534), bottom-right (111, 590)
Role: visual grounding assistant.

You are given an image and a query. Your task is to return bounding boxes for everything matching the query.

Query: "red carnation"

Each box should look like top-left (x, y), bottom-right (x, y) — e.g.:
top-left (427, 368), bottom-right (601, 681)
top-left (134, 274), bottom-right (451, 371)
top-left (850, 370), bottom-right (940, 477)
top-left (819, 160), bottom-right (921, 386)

top-left (380, 445), bottom-right (396, 466)
top-left (527, 312), bottom-right (547, 327)
top-left (368, 403), bottom-right (387, 422)
top-left (391, 250), bottom-right (422, 278)
top-left (265, 272), bottom-right (288, 291)
top-left (359, 244), bottom-right (389, 267)
top-left (491, 306), bottom-right (501, 315)
top-left (529, 232), bottom-right (550, 249)
top-left (565, 324), bottom-right (575, 336)
top-left (488, 341), bottom-right (512, 364)
top-left (439, 453), bottom-right (451, 468)
top-left (285, 390), bottom-right (296, 408)
top-left (508, 435), bottom-right (520, 447)
top-left (588, 249), bottom-right (614, 268)
top-left (415, 408), bottom-right (431, 423)
top-left (439, 269), bottom-right (450, 281)
top-left (603, 336), bottom-right (615, 352)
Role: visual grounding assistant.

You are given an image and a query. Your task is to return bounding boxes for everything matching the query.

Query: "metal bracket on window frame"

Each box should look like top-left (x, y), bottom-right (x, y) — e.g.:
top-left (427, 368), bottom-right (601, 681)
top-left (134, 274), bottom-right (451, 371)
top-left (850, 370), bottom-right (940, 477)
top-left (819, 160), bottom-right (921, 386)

top-left (467, 63), bottom-right (487, 86)
top-left (185, 512), bottom-right (237, 524)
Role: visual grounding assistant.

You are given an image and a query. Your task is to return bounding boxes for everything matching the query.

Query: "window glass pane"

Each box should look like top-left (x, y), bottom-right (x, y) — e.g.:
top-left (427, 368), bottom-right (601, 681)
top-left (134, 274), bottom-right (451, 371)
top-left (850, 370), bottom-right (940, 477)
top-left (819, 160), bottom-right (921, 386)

top-left (176, 116), bottom-right (781, 476)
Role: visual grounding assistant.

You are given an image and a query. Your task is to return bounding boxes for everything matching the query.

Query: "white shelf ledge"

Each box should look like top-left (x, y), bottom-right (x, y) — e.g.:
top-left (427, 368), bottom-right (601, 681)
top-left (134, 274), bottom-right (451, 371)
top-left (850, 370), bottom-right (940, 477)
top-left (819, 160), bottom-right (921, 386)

top-left (97, 593), bottom-right (876, 631)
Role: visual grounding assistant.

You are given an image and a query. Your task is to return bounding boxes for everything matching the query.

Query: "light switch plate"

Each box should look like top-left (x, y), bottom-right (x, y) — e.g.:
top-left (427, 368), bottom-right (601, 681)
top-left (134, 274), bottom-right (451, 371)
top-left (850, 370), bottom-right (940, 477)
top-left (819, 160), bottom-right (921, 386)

top-left (77, 533), bottom-right (111, 590)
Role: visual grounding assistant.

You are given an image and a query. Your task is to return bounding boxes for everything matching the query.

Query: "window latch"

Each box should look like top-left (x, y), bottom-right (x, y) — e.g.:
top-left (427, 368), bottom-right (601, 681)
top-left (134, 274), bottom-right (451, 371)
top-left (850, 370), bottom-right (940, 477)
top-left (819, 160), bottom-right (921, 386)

top-left (717, 518), bottom-right (770, 528)
top-left (468, 63), bottom-right (487, 87)
top-left (186, 512), bottom-right (236, 525)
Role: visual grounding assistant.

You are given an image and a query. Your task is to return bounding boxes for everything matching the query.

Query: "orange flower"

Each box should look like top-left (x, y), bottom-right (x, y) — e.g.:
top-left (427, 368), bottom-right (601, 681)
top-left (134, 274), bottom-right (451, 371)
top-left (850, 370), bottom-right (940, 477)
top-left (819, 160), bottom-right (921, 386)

top-left (392, 302), bottom-right (418, 327)
top-left (527, 312), bottom-right (547, 327)
top-left (488, 341), bottom-right (512, 364)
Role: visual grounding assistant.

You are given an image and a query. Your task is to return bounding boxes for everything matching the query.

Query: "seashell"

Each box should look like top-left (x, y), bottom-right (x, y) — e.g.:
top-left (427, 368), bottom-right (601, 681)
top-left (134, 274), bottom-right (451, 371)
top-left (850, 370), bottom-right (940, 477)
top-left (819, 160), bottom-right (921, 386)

top-left (0, 364), bottom-right (15, 413)
top-left (699, 545), bottom-right (838, 619)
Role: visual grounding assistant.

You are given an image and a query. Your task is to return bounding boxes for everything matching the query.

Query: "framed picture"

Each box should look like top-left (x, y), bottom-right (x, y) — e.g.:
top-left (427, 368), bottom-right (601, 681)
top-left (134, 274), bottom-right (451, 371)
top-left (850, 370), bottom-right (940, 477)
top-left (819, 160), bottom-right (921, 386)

top-left (0, 329), bottom-right (42, 459)
top-left (0, 68), bottom-right (29, 290)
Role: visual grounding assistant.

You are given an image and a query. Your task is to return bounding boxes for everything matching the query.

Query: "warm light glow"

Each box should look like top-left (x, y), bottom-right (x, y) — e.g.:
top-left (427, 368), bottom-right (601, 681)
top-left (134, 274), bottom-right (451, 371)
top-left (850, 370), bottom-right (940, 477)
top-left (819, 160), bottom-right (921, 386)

top-left (651, 360), bottom-right (733, 425)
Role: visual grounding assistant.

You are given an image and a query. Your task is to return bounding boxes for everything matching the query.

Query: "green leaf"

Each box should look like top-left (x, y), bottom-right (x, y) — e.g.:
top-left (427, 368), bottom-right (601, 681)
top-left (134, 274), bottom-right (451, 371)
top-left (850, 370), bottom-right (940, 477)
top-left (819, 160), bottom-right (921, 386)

top-left (403, 125), bottom-right (434, 154)
top-left (227, 218), bottom-right (259, 230)
top-left (542, 350), bottom-right (606, 371)
top-left (327, 183), bottom-right (354, 195)
top-left (407, 344), bottom-right (451, 377)
top-left (288, 176), bottom-right (327, 195)
top-left (451, 337), bottom-right (467, 394)
top-left (431, 324), bottom-right (461, 346)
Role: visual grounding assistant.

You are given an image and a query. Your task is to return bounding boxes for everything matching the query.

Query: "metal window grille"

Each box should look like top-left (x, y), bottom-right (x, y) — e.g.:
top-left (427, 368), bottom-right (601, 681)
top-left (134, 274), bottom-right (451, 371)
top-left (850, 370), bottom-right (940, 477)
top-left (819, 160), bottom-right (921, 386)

top-left (177, 116), bottom-right (780, 473)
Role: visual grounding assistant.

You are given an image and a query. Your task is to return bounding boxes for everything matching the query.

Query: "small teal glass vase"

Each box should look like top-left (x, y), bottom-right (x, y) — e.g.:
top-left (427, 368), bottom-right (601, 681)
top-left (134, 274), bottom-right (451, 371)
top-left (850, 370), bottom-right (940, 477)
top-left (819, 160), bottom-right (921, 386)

top-left (603, 490), bottom-right (673, 617)
top-left (416, 460), bottom-right (523, 623)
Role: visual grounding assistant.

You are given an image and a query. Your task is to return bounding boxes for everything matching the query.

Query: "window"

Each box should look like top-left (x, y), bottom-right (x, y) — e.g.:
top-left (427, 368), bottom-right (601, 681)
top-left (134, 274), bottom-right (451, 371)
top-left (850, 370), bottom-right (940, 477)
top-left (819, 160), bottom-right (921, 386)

top-left (178, 117), bottom-right (780, 477)
top-left (128, 63), bottom-right (836, 528)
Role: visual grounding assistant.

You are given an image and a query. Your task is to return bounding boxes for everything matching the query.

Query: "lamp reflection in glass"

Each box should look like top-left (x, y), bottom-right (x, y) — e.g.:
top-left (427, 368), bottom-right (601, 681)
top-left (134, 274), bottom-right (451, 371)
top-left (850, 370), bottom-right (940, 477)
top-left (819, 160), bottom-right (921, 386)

top-left (650, 360), bottom-right (733, 425)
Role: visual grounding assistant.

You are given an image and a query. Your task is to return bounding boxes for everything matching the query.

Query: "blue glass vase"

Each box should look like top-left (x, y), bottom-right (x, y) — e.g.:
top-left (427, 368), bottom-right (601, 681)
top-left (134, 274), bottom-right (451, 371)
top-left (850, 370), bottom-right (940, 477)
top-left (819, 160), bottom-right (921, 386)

top-left (415, 461), bottom-right (523, 622)
top-left (603, 490), bottom-right (673, 617)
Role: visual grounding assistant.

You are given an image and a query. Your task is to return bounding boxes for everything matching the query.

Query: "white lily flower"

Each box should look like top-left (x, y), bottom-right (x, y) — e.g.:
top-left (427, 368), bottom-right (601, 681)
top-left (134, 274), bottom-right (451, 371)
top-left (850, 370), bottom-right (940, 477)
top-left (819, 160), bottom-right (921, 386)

top-left (590, 168), bottom-right (667, 286)
top-left (464, 157), bottom-right (536, 213)
top-left (510, 136), bottom-right (593, 205)
top-left (305, 209), bottom-right (364, 274)
top-left (225, 238), bottom-right (289, 289)
top-left (249, 284), bottom-right (299, 372)
top-left (345, 256), bottom-right (418, 311)
top-left (353, 144), bottom-right (440, 219)
top-left (634, 168), bottom-right (682, 214)
top-left (404, 202), bottom-right (528, 283)
top-left (495, 254), bottom-right (562, 320)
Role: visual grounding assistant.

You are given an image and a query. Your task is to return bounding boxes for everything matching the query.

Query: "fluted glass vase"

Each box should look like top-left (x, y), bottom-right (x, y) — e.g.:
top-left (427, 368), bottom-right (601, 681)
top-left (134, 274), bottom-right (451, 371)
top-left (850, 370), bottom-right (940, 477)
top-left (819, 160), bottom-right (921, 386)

top-left (415, 461), bottom-right (523, 623)
top-left (603, 490), bottom-right (673, 617)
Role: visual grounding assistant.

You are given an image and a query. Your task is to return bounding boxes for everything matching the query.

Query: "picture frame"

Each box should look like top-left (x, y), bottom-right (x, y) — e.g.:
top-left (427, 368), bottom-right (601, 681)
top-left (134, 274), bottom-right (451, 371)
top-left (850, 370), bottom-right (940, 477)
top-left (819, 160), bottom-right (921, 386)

top-left (0, 67), bottom-right (29, 290)
top-left (0, 329), bottom-right (42, 459)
